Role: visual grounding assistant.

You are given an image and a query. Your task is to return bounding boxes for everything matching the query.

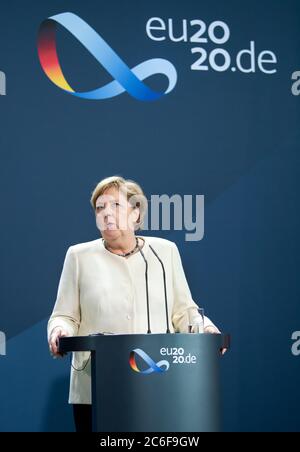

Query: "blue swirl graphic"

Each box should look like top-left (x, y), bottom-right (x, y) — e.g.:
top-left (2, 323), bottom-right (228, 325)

top-left (131, 348), bottom-right (170, 374)
top-left (45, 12), bottom-right (177, 101)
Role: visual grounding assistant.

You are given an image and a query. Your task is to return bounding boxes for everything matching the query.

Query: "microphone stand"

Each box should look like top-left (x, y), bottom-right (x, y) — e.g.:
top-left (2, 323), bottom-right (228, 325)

top-left (149, 245), bottom-right (171, 334)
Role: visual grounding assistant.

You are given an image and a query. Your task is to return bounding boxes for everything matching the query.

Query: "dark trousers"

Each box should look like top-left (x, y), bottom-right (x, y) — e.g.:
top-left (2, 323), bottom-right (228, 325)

top-left (73, 404), bottom-right (92, 432)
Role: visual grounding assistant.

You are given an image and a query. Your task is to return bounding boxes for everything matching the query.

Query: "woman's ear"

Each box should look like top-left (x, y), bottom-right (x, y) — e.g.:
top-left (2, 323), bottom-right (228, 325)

top-left (133, 206), bottom-right (141, 230)
top-left (134, 206), bottom-right (141, 224)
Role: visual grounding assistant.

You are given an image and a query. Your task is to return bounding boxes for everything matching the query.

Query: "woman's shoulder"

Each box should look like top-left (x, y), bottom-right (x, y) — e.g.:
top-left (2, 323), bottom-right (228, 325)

top-left (142, 236), bottom-right (177, 251)
top-left (66, 238), bottom-right (102, 255)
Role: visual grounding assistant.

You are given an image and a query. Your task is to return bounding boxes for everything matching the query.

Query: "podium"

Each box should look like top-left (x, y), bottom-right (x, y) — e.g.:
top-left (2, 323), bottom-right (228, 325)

top-left (59, 333), bottom-right (229, 432)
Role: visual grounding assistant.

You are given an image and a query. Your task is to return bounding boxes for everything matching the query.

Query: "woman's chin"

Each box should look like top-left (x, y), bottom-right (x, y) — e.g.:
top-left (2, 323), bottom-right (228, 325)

top-left (102, 229), bottom-right (119, 239)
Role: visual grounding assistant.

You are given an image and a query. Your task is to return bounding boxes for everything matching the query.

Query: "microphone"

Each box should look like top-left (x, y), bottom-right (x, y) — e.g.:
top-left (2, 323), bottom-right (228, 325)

top-left (137, 246), bottom-right (151, 334)
top-left (149, 245), bottom-right (170, 334)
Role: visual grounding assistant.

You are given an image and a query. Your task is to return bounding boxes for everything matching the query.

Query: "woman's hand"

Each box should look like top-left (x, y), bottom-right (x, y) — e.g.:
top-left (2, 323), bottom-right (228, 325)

top-left (204, 326), bottom-right (227, 355)
top-left (49, 327), bottom-right (69, 358)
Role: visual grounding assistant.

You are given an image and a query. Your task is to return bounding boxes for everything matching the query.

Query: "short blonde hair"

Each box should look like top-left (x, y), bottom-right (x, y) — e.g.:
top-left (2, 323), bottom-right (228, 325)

top-left (90, 176), bottom-right (148, 230)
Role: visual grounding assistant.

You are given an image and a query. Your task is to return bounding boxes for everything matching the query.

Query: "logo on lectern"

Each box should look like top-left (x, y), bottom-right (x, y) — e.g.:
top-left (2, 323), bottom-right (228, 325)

top-left (129, 348), bottom-right (170, 374)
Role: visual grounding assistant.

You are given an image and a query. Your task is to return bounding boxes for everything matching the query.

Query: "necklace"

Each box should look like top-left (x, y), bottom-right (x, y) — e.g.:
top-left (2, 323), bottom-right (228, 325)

top-left (104, 237), bottom-right (140, 257)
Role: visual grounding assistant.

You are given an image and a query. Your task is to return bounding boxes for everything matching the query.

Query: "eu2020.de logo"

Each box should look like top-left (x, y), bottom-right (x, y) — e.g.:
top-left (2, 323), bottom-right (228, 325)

top-left (37, 12), bottom-right (177, 101)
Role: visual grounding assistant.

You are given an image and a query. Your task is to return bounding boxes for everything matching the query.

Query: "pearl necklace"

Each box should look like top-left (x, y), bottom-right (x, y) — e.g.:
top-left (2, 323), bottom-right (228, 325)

top-left (104, 237), bottom-right (139, 257)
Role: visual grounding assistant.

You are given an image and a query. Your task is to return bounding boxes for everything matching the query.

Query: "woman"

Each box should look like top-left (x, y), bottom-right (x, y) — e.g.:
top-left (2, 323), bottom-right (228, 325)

top-left (48, 176), bottom-right (222, 432)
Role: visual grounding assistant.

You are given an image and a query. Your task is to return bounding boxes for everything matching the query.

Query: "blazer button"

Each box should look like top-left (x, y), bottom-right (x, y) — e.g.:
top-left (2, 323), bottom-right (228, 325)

top-left (126, 314), bottom-right (131, 320)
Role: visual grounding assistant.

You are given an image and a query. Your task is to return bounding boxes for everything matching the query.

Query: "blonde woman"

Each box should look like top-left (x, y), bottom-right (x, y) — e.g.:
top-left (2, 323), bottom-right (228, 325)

top-left (48, 176), bottom-right (222, 432)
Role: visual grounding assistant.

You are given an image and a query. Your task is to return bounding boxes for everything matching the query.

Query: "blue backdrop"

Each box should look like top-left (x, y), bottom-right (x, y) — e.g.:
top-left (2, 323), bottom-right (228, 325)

top-left (0, 0), bottom-right (299, 431)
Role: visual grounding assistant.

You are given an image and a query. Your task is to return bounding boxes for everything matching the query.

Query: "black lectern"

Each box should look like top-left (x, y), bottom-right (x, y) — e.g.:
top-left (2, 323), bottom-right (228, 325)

top-left (59, 333), bottom-right (229, 432)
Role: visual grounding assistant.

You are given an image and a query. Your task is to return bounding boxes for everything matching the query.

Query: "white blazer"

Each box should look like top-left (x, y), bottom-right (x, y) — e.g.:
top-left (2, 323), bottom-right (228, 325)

top-left (48, 236), bottom-right (219, 404)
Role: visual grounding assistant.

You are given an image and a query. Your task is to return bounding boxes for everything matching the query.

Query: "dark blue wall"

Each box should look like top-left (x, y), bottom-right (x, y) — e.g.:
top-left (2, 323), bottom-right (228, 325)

top-left (0, 0), bottom-right (299, 431)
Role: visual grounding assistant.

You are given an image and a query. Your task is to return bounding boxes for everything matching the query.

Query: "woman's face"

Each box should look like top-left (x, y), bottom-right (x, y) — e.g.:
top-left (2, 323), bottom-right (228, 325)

top-left (95, 187), bottom-right (139, 240)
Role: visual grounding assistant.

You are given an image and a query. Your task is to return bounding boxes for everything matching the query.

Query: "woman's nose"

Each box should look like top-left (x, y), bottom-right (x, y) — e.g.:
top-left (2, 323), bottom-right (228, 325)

top-left (101, 204), bottom-right (113, 216)
top-left (104, 210), bottom-right (116, 222)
